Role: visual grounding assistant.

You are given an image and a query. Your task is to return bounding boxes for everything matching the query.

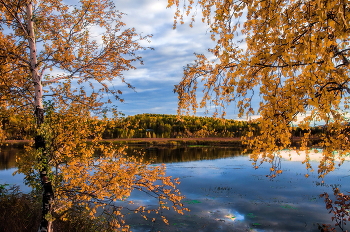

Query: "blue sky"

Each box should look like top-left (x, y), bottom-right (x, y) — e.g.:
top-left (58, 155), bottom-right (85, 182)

top-left (107, 0), bottom-right (235, 118)
top-left (109, 1), bottom-right (349, 125)
top-left (42, 0), bottom-right (251, 119)
top-left (48, 0), bottom-right (339, 123)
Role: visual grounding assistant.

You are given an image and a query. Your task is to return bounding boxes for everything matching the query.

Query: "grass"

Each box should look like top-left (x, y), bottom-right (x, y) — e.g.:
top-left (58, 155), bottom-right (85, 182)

top-left (0, 184), bottom-right (41, 232)
top-left (0, 184), bottom-right (117, 232)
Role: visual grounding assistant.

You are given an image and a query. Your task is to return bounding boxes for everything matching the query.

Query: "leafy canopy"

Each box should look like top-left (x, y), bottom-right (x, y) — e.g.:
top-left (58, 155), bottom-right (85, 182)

top-left (167, 0), bottom-right (350, 178)
top-left (0, 0), bottom-right (186, 229)
top-left (0, 0), bottom-right (150, 116)
top-left (15, 107), bottom-right (186, 229)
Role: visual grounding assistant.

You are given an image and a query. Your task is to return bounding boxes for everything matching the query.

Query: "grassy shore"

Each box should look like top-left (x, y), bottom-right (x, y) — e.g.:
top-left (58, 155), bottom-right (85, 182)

top-left (0, 184), bottom-right (121, 232)
top-left (3, 136), bottom-right (322, 148)
top-left (2, 137), bottom-right (243, 147)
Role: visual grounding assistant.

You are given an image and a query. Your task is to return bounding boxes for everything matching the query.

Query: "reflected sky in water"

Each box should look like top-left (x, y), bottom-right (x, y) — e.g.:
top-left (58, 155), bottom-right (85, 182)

top-left (117, 148), bottom-right (350, 231)
top-left (0, 168), bottom-right (31, 192)
top-left (121, 148), bottom-right (350, 231)
top-left (0, 144), bottom-right (32, 192)
top-left (1, 145), bottom-right (350, 231)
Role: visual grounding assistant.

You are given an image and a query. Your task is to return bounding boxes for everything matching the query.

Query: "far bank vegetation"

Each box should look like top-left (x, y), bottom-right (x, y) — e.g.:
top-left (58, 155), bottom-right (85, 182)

top-left (1, 113), bottom-right (324, 140)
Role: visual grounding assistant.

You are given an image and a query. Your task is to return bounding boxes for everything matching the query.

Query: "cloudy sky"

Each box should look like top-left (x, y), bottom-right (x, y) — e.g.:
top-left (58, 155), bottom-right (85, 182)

top-left (108, 0), bottom-right (240, 118)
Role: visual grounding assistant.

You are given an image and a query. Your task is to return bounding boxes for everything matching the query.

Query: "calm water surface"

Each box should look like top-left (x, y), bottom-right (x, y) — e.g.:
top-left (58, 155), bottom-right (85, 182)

top-left (1, 145), bottom-right (349, 231)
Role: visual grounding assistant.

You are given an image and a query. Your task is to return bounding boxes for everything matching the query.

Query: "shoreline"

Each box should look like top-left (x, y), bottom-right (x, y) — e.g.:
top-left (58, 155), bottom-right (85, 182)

top-left (1, 136), bottom-right (321, 148)
top-left (2, 137), bottom-right (243, 147)
top-left (2, 137), bottom-right (241, 143)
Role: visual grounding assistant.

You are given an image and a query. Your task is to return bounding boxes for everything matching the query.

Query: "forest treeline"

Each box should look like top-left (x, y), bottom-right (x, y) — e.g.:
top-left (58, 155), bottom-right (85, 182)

top-left (1, 113), bottom-right (253, 139)
top-left (1, 113), bottom-right (325, 140)
top-left (102, 113), bottom-right (253, 139)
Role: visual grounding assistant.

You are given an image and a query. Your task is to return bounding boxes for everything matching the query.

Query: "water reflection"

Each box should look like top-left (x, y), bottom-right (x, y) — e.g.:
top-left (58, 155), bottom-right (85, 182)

top-left (119, 155), bottom-right (350, 231)
top-left (1, 145), bottom-right (350, 231)
top-left (0, 145), bottom-right (242, 170)
top-left (0, 144), bottom-right (25, 170)
top-left (0, 144), bottom-right (30, 192)
top-left (124, 146), bottom-right (243, 163)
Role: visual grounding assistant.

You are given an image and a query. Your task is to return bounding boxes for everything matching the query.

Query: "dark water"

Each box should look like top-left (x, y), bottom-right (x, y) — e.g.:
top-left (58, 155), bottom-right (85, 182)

top-left (1, 145), bottom-right (350, 231)
top-left (0, 144), bottom-right (31, 192)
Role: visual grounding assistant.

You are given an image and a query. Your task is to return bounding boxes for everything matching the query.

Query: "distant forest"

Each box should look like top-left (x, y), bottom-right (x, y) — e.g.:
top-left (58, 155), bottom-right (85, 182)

top-left (102, 113), bottom-right (253, 139)
top-left (2, 113), bottom-right (323, 140)
top-left (99, 114), bottom-right (323, 139)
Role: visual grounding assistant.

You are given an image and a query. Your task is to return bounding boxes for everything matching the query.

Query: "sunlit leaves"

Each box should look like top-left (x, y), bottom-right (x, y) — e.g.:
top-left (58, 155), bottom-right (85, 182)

top-left (320, 187), bottom-right (350, 232)
top-left (15, 103), bottom-right (188, 229)
top-left (168, 0), bottom-right (350, 180)
top-left (1, 0), bottom-right (186, 229)
top-left (0, 0), bottom-right (151, 116)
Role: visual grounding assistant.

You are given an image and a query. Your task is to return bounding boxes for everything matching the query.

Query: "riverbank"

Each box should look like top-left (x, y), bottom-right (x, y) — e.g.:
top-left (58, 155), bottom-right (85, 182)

top-left (2, 137), bottom-right (243, 148)
top-left (2, 136), bottom-right (321, 148)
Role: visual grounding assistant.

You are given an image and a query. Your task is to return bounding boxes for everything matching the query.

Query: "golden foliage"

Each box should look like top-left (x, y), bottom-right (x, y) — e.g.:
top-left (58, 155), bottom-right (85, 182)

top-left (0, 0), bottom-right (152, 117)
top-left (168, 0), bottom-right (350, 178)
top-left (0, 0), bottom-right (186, 229)
top-left (320, 187), bottom-right (350, 231)
top-left (15, 102), bottom-right (187, 230)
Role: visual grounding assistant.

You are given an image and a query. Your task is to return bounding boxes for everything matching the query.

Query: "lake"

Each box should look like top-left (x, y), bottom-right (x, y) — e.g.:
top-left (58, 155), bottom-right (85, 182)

top-left (1, 144), bottom-right (350, 231)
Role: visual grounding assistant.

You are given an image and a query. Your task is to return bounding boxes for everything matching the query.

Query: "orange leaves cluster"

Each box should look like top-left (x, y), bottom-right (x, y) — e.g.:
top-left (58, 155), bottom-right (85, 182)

top-left (320, 187), bottom-right (350, 232)
top-left (1, 0), bottom-right (187, 229)
top-left (0, 32), bottom-right (34, 148)
top-left (55, 149), bottom-right (186, 229)
top-left (0, 0), bottom-right (151, 118)
top-left (168, 0), bottom-right (350, 179)
top-left (15, 104), bottom-right (187, 230)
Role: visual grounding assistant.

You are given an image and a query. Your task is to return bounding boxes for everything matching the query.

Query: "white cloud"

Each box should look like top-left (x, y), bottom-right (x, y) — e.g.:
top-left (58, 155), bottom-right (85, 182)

top-left (38, 0), bottom-right (237, 118)
top-left (97, 0), bottom-right (220, 116)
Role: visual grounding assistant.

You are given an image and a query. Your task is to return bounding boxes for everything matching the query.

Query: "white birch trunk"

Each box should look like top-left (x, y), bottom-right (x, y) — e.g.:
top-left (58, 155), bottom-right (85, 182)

top-left (26, 2), bottom-right (43, 110)
top-left (26, 2), bottom-right (53, 232)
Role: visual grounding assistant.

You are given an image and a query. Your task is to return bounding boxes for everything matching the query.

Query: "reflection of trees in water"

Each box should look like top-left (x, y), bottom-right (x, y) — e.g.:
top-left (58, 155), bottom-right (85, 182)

top-left (125, 146), bottom-right (243, 163)
top-left (250, 149), bottom-right (350, 231)
top-left (1, 145), bottom-right (243, 169)
top-left (3, 145), bottom-right (350, 230)
top-left (0, 145), bottom-right (25, 170)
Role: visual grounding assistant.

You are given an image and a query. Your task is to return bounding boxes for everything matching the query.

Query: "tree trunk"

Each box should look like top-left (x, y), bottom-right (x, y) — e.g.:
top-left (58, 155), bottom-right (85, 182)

top-left (25, 2), bottom-right (54, 232)
top-left (35, 109), bottom-right (54, 232)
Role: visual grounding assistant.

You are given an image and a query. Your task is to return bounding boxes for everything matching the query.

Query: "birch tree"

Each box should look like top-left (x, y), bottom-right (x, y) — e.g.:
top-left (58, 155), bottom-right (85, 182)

top-left (168, 0), bottom-right (350, 229)
top-left (0, 0), bottom-right (186, 231)
top-left (168, 0), bottom-right (350, 176)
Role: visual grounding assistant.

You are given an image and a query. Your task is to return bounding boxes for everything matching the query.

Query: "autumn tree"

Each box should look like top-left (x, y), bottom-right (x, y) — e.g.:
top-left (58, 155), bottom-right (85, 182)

top-left (0, 0), bottom-right (186, 231)
top-left (168, 0), bottom-right (350, 228)
top-left (168, 0), bottom-right (350, 175)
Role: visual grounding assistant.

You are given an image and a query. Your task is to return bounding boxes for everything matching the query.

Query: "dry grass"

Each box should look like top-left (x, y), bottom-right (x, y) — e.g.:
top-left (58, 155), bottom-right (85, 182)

top-left (0, 185), bottom-right (109, 232)
top-left (0, 185), bottom-right (41, 232)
